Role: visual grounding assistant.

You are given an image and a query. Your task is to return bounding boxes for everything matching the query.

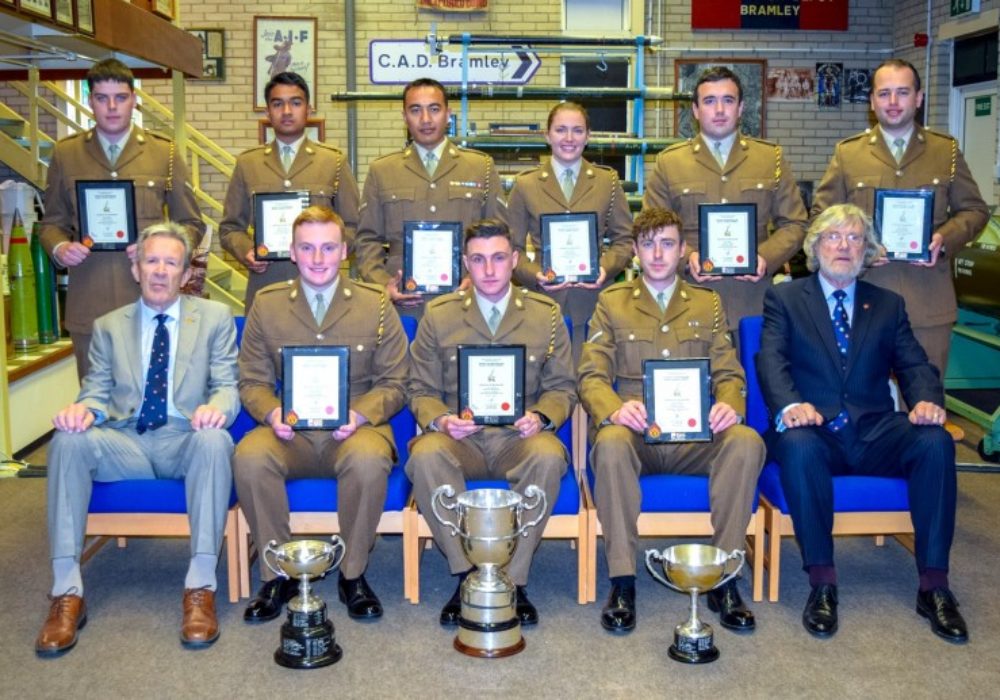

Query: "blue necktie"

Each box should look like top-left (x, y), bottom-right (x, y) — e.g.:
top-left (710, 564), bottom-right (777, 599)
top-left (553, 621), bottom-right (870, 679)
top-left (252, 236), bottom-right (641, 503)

top-left (137, 314), bottom-right (169, 434)
top-left (828, 290), bottom-right (850, 432)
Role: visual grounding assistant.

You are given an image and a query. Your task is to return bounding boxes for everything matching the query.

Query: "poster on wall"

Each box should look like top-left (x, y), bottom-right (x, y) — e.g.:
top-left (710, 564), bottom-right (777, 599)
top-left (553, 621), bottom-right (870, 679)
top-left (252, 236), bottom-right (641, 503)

top-left (691, 0), bottom-right (848, 31)
top-left (417, 0), bottom-right (487, 9)
top-left (675, 59), bottom-right (766, 138)
top-left (816, 62), bottom-right (843, 110)
top-left (844, 68), bottom-right (872, 104)
top-left (766, 67), bottom-right (814, 102)
top-left (253, 16), bottom-right (317, 111)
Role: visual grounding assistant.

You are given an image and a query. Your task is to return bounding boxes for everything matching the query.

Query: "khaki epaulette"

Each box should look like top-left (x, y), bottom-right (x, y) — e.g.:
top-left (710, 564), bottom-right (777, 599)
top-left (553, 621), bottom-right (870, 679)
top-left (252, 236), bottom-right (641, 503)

top-left (258, 280), bottom-right (295, 295)
top-left (145, 129), bottom-right (172, 143)
top-left (314, 141), bottom-right (345, 154)
top-left (351, 280), bottom-right (385, 295)
top-left (425, 291), bottom-right (465, 310)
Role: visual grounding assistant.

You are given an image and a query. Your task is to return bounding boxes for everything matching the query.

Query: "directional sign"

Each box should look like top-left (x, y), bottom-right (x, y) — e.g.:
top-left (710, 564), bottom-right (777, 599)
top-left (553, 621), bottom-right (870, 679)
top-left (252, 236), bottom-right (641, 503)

top-left (369, 40), bottom-right (540, 85)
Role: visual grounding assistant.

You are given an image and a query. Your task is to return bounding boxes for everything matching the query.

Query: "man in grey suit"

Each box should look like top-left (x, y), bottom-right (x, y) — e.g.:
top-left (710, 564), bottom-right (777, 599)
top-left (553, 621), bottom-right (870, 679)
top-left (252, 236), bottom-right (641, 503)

top-left (35, 222), bottom-right (239, 657)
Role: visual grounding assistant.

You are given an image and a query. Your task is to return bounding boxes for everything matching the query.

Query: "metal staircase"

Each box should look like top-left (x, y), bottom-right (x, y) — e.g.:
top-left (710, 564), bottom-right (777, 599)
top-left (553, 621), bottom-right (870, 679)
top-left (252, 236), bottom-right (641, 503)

top-left (0, 74), bottom-right (247, 313)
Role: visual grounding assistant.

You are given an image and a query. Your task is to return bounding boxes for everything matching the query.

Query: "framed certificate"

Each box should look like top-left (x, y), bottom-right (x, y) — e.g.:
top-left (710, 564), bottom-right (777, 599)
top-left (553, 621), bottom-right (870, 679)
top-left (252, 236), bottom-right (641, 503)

top-left (75, 181), bottom-right (137, 251)
top-left (19, 0), bottom-right (53, 19)
top-left (253, 191), bottom-right (309, 260)
top-left (54, 0), bottom-right (74, 27)
top-left (540, 212), bottom-right (599, 283)
top-left (642, 358), bottom-right (712, 444)
top-left (402, 221), bottom-right (461, 294)
top-left (698, 203), bottom-right (757, 276)
top-left (76, 0), bottom-right (95, 35)
top-left (281, 345), bottom-right (349, 430)
top-left (457, 344), bottom-right (525, 425)
top-left (874, 189), bottom-right (934, 262)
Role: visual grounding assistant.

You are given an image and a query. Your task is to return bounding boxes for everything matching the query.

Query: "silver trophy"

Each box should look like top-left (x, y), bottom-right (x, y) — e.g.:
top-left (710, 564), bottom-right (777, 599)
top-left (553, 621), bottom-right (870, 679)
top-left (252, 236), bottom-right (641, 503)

top-left (432, 484), bottom-right (546, 658)
top-left (645, 544), bottom-right (745, 664)
top-left (264, 536), bottom-right (346, 669)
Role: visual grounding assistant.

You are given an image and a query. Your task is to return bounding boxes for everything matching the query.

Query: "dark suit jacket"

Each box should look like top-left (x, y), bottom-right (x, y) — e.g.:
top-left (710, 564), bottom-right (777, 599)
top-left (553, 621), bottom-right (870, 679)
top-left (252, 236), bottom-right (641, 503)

top-left (756, 274), bottom-right (942, 442)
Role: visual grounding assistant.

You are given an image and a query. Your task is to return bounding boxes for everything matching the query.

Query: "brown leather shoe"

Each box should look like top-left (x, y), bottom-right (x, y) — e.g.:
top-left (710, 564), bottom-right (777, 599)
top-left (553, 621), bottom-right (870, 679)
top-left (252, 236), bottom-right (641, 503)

top-left (181, 588), bottom-right (219, 649)
top-left (36, 593), bottom-right (87, 657)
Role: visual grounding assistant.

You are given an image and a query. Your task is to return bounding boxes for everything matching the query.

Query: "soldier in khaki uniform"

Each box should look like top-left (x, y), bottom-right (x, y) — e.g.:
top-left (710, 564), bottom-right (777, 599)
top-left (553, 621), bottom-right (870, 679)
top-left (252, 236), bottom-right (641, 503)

top-left (811, 59), bottom-right (988, 403)
top-left (40, 58), bottom-right (204, 378)
top-left (406, 219), bottom-right (576, 627)
top-left (643, 66), bottom-right (807, 344)
top-left (579, 208), bottom-right (765, 634)
top-left (220, 72), bottom-right (360, 309)
top-left (355, 78), bottom-right (502, 317)
top-left (503, 102), bottom-right (634, 361)
top-left (233, 207), bottom-right (408, 623)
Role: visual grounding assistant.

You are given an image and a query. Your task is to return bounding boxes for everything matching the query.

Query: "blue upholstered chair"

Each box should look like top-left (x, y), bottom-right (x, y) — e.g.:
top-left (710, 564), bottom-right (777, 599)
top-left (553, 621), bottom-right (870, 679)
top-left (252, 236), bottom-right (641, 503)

top-left (739, 315), bottom-right (915, 602)
top-left (232, 315), bottom-right (418, 599)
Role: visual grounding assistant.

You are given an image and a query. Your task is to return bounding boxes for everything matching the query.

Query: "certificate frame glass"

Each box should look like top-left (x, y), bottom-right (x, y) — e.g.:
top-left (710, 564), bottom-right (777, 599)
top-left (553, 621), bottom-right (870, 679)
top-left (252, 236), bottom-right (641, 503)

top-left (402, 220), bottom-right (462, 294)
top-left (281, 345), bottom-right (350, 430)
top-left (873, 188), bottom-right (934, 262)
top-left (75, 180), bottom-right (137, 251)
top-left (253, 191), bottom-right (310, 260)
top-left (698, 203), bottom-right (757, 276)
top-left (642, 358), bottom-right (712, 444)
top-left (540, 211), bottom-right (600, 284)
top-left (75, 0), bottom-right (94, 34)
top-left (457, 344), bottom-right (526, 426)
top-left (19, 0), bottom-right (54, 19)
top-left (54, 0), bottom-right (74, 27)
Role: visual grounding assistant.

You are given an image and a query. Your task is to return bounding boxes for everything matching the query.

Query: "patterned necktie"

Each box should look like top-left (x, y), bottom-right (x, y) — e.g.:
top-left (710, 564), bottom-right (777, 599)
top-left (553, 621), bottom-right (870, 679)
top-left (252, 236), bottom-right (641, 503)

top-left (892, 137), bottom-right (905, 163)
top-left (561, 168), bottom-right (575, 201)
top-left (656, 291), bottom-right (666, 312)
top-left (424, 151), bottom-right (437, 176)
top-left (487, 305), bottom-right (501, 334)
top-left (713, 141), bottom-right (725, 167)
top-left (107, 143), bottom-right (120, 165)
top-left (281, 145), bottom-right (294, 172)
top-left (137, 314), bottom-right (169, 434)
top-left (828, 290), bottom-right (850, 432)
top-left (313, 292), bottom-right (327, 324)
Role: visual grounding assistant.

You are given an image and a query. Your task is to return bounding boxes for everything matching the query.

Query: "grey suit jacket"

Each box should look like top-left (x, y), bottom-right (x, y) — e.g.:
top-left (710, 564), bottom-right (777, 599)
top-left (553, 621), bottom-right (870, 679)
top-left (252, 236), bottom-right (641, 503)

top-left (78, 295), bottom-right (240, 428)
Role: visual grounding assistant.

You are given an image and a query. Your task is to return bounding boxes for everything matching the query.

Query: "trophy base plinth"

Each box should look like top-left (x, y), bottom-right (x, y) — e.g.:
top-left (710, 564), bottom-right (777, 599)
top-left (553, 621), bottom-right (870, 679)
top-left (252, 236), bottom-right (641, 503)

top-left (273, 612), bottom-right (342, 669)
top-left (275, 642), bottom-right (343, 669)
top-left (669, 630), bottom-right (719, 664)
top-left (455, 614), bottom-right (524, 658)
top-left (454, 635), bottom-right (525, 659)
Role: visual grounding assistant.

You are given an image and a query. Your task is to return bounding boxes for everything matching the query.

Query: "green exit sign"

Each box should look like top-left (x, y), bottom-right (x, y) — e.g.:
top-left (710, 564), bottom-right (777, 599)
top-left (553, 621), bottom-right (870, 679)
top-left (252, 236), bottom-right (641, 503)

top-left (951, 0), bottom-right (980, 17)
top-left (975, 96), bottom-right (992, 117)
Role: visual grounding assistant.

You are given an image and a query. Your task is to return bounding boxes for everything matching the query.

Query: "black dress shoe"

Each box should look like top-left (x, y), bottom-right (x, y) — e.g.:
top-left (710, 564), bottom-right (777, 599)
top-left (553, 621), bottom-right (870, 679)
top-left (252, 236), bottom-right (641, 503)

top-left (440, 581), bottom-right (463, 627)
top-left (338, 574), bottom-right (383, 620)
top-left (244, 578), bottom-right (297, 623)
top-left (917, 587), bottom-right (968, 644)
top-left (601, 584), bottom-right (636, 633)
top-left (706, 579), bottom-right (756, 632)
top-left (802, 583), bottom-right (838, 638)
top-left (515, 586), bottom-right (538, 626)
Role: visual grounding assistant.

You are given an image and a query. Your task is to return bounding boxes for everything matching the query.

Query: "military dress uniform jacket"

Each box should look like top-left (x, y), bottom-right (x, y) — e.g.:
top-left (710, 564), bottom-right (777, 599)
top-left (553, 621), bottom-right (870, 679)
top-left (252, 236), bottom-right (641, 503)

top-left (355, 141), bottom-right (502, 288)
top-left (40, 128), bottom-right (204, 334)
top-left (219, 139), bottom-right (360, 307)
top-left (811, 125), bottom-right (989, 328)
top-left (408, 288), bottom-right (577, 432)
top-left (503, 159), bottom-right (634, 288)
top-left (238, 275), bottom-right (409, 451)
top-left (578, 278), bottom-right (746, 427)
top-left (642, 134), bottom-right (808, 328)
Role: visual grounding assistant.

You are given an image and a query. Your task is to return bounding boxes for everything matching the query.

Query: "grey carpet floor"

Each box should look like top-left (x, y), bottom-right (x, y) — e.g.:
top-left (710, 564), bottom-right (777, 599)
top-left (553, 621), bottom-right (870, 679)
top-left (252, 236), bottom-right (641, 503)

top-left (1, 427), bottom-right (998, 699)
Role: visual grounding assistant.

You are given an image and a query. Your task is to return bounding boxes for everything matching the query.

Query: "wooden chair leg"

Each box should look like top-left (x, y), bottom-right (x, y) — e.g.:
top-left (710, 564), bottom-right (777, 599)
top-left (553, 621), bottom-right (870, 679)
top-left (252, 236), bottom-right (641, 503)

top-left (224, 508), bottom-right (239, 603)
top-left (403, 503), bottom-right (420, 604)
top-left (766, 508), bottom-right (782, 603)
top-left (576, 512), bottom-right (588, 605)
top-left (237, 508), bottom-right (253, 600)
top-left (749, 510), bottom-right (765, 603)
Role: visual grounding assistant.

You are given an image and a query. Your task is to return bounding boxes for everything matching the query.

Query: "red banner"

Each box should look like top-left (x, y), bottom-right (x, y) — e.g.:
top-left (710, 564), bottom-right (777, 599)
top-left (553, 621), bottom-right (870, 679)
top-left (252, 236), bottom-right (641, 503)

top-left (417, 0), bottom-right (488, 11)
top-left (692, 0), bottom-right (848, 31)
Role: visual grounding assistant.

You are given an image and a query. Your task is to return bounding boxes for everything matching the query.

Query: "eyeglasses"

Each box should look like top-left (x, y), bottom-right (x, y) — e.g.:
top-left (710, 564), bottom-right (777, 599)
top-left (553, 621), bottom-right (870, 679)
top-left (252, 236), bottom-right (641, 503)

top-left (820, 232), bottom-right (865, 246)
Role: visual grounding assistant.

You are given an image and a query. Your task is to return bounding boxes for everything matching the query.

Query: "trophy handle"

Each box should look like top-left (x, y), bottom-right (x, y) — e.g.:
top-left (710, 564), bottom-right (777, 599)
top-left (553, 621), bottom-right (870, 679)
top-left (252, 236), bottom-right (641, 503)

top-left (715, 549), bottom-right (747, 589)
top-left (515, 484), bottom-right (547, 538)
top-left (328, 535), bottom-right (347, 574)
top-left (644, 549), bottom-right (685, 594)
top-left (431, 484), bottom-right (462, 538)
top-left (263, 540), bottom-right (288, 580)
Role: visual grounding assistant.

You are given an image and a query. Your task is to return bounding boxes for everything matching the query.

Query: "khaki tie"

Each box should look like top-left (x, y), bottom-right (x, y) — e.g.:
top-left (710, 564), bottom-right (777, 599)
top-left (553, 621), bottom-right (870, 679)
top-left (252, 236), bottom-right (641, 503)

top-left (107, 143), bottom-right (120, 165)
top-left (561, 168), bottom-right (575, 201)
top-left (281, 145), bottom-right (294, 172)
top-left (713, 141), bottom-right (726, 167)
top-left (487, 305), bottom-right (501, 334)
top-left (656, 291), bottom-right (666, 312)
top-left (892, 138), bottom-right (906, 163)
top-left (424, 151), bottom-right (438, 176)
top-left (312, 292), bottom-right (326, 324)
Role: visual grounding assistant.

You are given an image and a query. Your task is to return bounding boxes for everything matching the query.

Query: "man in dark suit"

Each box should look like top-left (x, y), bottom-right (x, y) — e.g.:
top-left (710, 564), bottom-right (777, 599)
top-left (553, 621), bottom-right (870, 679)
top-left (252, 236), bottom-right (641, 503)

top-left (36, 223), bottom-right (239, 657)
top-left (756, 203), bottom-right (966, 643)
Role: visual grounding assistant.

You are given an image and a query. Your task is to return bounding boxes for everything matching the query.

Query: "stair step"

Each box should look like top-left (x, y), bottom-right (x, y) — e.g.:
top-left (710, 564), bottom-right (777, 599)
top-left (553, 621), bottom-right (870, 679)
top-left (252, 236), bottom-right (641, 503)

top-left (0, 118), bottom-right (26, 137)
top-left (12, 137), bottom-right (54, 155)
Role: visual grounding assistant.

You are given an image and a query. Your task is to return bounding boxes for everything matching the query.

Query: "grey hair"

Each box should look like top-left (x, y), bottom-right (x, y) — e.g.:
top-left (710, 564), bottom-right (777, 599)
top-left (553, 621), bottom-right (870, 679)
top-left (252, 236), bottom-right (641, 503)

top-left (136, 221), bottom-right (193, 271)
top-left (804, 204), bottom-right (880, 272)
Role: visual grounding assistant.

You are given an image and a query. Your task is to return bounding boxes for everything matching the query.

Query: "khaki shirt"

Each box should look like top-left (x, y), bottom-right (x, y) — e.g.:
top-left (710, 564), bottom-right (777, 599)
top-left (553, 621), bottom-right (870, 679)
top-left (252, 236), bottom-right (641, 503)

top-left (40, 128), bottom-right (204, 333)
top-left (811, 125), bottom-right (989, 327)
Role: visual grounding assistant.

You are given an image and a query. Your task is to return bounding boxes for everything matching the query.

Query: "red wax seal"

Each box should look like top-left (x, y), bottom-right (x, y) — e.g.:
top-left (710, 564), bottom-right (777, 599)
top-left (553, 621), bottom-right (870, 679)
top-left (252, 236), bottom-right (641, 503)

top-left (440, 272), bottom-right (449, 281)
top-left (578, 263), bottom-right (587, 271)
top-left (736, 255), bottom-right (745, 263)
top-left (325, 405), bottom-right (334, 415)
top-left (910, 241), bottom-right (918, 249)
top-left (501, 402), bottom-right (510, 411)
top-left (687, 417), bottom-right (697, 427)
top-left (116, 230), bottom-right (125, 239)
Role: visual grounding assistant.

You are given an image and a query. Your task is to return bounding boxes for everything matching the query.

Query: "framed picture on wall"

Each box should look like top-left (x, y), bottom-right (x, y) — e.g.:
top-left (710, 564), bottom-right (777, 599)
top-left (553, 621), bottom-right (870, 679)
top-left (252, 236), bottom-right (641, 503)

top-left (189, 28), bottom-right (226, 81)
top-left (674, 58), bottom-right (767, 139)
top-left (152, 0), bottom-right (173, 20)
top-left (19, 0), bottom-right (54, 19)
top-left (76, 0), bottom-right (95, 35)
top-left (54, 0), bottom-right (74, 27)
top-left (253, 16), bottom-right (317, 111)
top-left (258, 118), bottom-right (325, 145)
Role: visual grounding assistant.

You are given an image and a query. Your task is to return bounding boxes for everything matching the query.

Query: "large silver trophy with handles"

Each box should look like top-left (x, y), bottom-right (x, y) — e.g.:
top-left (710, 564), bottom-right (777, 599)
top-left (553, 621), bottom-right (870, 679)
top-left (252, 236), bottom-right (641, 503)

top-left (645, 544), bottom-right (745, 664)
top-left (264, 536), bottom-right (346, 669)
top-left (432, 484), bottom-right (546, 658)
